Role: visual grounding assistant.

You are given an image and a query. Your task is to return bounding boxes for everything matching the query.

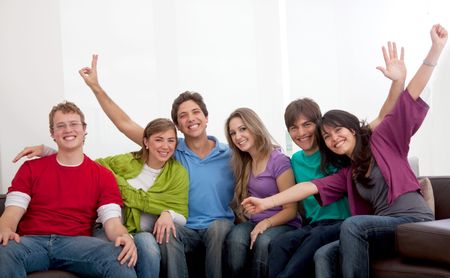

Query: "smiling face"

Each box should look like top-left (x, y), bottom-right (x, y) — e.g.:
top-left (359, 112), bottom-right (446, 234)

top-left (288, 114), bottom-right (318, 155)
top-left (228, 116), bottom-right (256, 154)
top-left (321, 125), bottom-right (356, 157)
top-left (144, 129), bottom-right (177, 168)
top-left (176, 100), bottom-right (208, 139)
top-left (51, 111), bottom-right (86, 152)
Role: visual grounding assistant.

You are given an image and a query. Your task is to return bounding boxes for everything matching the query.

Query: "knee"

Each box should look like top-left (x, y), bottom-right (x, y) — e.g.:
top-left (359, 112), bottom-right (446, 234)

top-left (208, 219), bottom-right (234, 240)
top-left (314, 241), bottom-right (338, 264)
top-left (340, 216), bottom-right (366, 240)
top-left (134, 232), bottom-right (160, 258)
top-left (225, 225), bottom-right (250, 246)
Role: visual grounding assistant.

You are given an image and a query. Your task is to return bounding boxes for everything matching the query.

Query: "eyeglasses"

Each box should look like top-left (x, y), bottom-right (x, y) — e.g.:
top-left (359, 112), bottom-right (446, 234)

top-left (53, 121), bottom-right (85, 131)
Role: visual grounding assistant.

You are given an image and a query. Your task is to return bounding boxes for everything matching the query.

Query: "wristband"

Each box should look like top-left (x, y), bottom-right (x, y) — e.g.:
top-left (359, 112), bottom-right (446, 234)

top-left (423, 60), bottom-right (437, 67)
top-left (266, 218), bottom-right (273, 228)
top-left (125, 233), bottom-right (134, 240)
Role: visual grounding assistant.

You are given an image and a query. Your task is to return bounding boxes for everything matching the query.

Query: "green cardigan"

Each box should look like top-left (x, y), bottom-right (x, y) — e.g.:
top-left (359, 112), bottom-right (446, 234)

top-left (96, 153), bottom-right (189, 233)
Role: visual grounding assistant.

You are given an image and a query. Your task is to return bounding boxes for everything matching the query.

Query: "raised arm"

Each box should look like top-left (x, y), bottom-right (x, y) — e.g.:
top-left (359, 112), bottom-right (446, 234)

top-left (79, 55), bottom-right (144, 146)
top-left (407, 24), bottom-right (448, 100)
top-left (370, 41), bottom-right (406, 130)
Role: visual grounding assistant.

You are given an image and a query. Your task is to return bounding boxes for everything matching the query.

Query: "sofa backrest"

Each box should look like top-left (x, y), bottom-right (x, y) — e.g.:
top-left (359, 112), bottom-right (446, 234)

top-left (428, 176), bottom-right (450, 220)
top-left (0, 194), bottom-right (5, 215)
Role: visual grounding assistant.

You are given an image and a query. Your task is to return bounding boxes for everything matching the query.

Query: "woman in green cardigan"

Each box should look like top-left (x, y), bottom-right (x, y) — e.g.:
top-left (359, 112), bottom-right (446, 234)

top-left (96, 118), bottom-right (189, 278)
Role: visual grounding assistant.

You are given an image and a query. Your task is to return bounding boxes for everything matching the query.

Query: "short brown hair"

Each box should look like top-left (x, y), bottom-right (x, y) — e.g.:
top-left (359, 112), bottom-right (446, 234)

top-left (284, 98), bottom-right (321, 129)
top-left (171, 91), bottom-right (208, 125)
top-left (49, 101), bottom-right (86, 134)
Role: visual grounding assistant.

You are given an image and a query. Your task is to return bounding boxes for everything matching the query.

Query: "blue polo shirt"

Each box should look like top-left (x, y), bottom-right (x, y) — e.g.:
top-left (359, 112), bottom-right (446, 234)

top-left (175, 136), bottom-right (235, 229)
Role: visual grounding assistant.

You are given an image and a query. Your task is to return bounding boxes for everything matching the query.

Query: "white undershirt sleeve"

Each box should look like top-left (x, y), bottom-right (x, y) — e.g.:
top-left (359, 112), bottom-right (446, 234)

top-left (167, 209), bottom-right (187, 226)
top-left (5, 191), bottom-right (31, 210)
top-left (97, 203), bottom-right (122, 224)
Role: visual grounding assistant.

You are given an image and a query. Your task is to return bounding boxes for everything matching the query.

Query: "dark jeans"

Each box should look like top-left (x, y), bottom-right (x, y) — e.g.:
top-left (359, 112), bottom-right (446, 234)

top-left (268, 219), bottom-right (343, 278)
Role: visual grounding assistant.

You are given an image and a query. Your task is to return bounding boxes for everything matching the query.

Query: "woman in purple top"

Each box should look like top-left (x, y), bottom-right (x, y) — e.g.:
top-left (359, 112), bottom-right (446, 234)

top-left (242, 24), bottom-right (447, 278)
top-left (224, 108), bottom-right (301, 277)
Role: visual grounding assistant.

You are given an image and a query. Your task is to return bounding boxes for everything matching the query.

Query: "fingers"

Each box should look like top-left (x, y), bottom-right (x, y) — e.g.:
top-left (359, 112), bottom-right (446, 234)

top-left (392, 42), bottom-right (397, 59)
top-left (381, 45), bottom-right (389, 64)
top-left (115, 237), bottom-right (137, 267)
top-left (12, 149), bottom-right (29, 163)
top-left (400, 46), bottom-right (404, 61)
top-left (375, 66), bottom-right (387, 76)
top-left (91, 54), bottom-right (98, 70)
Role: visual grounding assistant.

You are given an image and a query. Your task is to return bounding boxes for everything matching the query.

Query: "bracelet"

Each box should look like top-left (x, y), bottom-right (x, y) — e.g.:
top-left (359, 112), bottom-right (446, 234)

top-left (423, 60), bottom-right (437, 67)
top-left (124, 233), bottom-right (134, 240)
top-left (265, 218), bottom-right (273, 228)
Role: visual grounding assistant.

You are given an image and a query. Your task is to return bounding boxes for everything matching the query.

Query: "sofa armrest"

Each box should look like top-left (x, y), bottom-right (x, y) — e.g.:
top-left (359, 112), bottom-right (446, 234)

top-left (396, 219), bottom-right (450, 265)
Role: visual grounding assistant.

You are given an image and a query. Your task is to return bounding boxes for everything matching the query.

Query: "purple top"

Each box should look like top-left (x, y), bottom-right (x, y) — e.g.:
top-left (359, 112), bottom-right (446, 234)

top-left (312, 90), bottom-right (429, 215)
top-left (249, 149), bottom-right (301, 227)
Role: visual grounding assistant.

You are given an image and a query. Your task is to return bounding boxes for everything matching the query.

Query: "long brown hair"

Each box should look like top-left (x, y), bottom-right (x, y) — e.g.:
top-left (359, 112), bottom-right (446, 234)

top-left (225, 108), bottom-right (279, 222)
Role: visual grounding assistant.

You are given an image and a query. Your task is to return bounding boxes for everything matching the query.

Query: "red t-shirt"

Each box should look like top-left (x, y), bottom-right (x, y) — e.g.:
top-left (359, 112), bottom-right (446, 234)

top-left (8, 154), bottom-right (123, 236)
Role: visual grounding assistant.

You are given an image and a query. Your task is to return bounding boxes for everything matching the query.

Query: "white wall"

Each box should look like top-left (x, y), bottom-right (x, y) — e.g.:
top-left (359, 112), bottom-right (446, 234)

top-left (1, 0), bottom-right (449, 193)
top-left (0, 0), bottom-right (64, 193)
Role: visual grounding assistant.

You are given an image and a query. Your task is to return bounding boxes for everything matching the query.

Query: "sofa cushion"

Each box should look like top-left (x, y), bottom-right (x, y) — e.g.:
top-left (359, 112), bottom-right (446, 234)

top-left (372, 257), bottom-right (450, 278)
top-left (396, 219), bottom-right (450, 265)
top-left (419, 177), bottom-right (434, 214)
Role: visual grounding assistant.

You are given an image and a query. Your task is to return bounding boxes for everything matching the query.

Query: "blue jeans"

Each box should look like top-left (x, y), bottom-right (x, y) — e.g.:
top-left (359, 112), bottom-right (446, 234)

top-left (93, 226), bottom-right (160, 278)
top-left (269, 219), bottom-right (343, 278)
top-left (314, 240), bottom-right (340, 278)
top-left (159, 219), bottom-right (234, 278)
top-left (0, 235), bottom-right (137, 278)
top-left (225, 221), bottom-right (295, 278)
top-left (315, 215), bottom-right (428, 278)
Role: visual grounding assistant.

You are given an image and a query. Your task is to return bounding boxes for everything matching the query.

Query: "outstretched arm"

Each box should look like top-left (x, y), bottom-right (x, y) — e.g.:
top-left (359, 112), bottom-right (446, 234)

top-left (407, 24), bottom-right (448, 100)
top-left (79, 55), bottom-right (144, 146)
top-left (370, 41), bottom-right (407, 130)
top-left (242, 181), bottom-right (318, 215)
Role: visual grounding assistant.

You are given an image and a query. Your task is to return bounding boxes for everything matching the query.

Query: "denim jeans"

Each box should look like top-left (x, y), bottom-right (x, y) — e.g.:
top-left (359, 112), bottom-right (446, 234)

top-left (315, 215), bottom-right (428, 278)
top-left (269, 219), bottom-right (343, 278)
top-left (314, 240), bottom-right (340, 278)
top-left (0, 235), bottom-right (137, 278)
top-left (134, 232), bottom-right (160, 278)
top-left (225, 221), bottom-right (295, 278)
top-left (93, 226), bottom-right (160, 278)
top-left (159, 219), bottom-right (234, 278)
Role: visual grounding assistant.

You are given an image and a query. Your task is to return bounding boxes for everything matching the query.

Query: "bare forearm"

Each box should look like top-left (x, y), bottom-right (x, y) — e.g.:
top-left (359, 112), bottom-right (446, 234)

top-left (408, 45), bottom-right (445, 100)
top-left (103, 217), bottom-right (129, 241)
top-left (268, 182), bottom-right (318, 209)
top-left (265, 205), bottom-right (297, 227)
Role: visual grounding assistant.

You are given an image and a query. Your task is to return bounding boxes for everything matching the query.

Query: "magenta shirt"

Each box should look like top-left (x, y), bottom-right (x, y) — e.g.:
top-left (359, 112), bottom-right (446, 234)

top-left (249, 149), bottom-right (301, 227)
top-left (312, 90), bottom-right (429, 215)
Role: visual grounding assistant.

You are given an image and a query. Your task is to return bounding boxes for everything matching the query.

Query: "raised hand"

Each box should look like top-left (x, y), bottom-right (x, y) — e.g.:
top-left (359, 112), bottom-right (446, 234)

top-left (376, 41), bottom-right (406, 82)
top-left (79, 54), bottom-right (100, 89)
top-left (431, 24), bottom-right (448, 50)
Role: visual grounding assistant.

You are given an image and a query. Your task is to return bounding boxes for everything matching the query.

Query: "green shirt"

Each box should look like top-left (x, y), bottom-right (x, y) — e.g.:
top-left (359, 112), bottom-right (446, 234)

top-left (291, 150), bottom-right (350, 224)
